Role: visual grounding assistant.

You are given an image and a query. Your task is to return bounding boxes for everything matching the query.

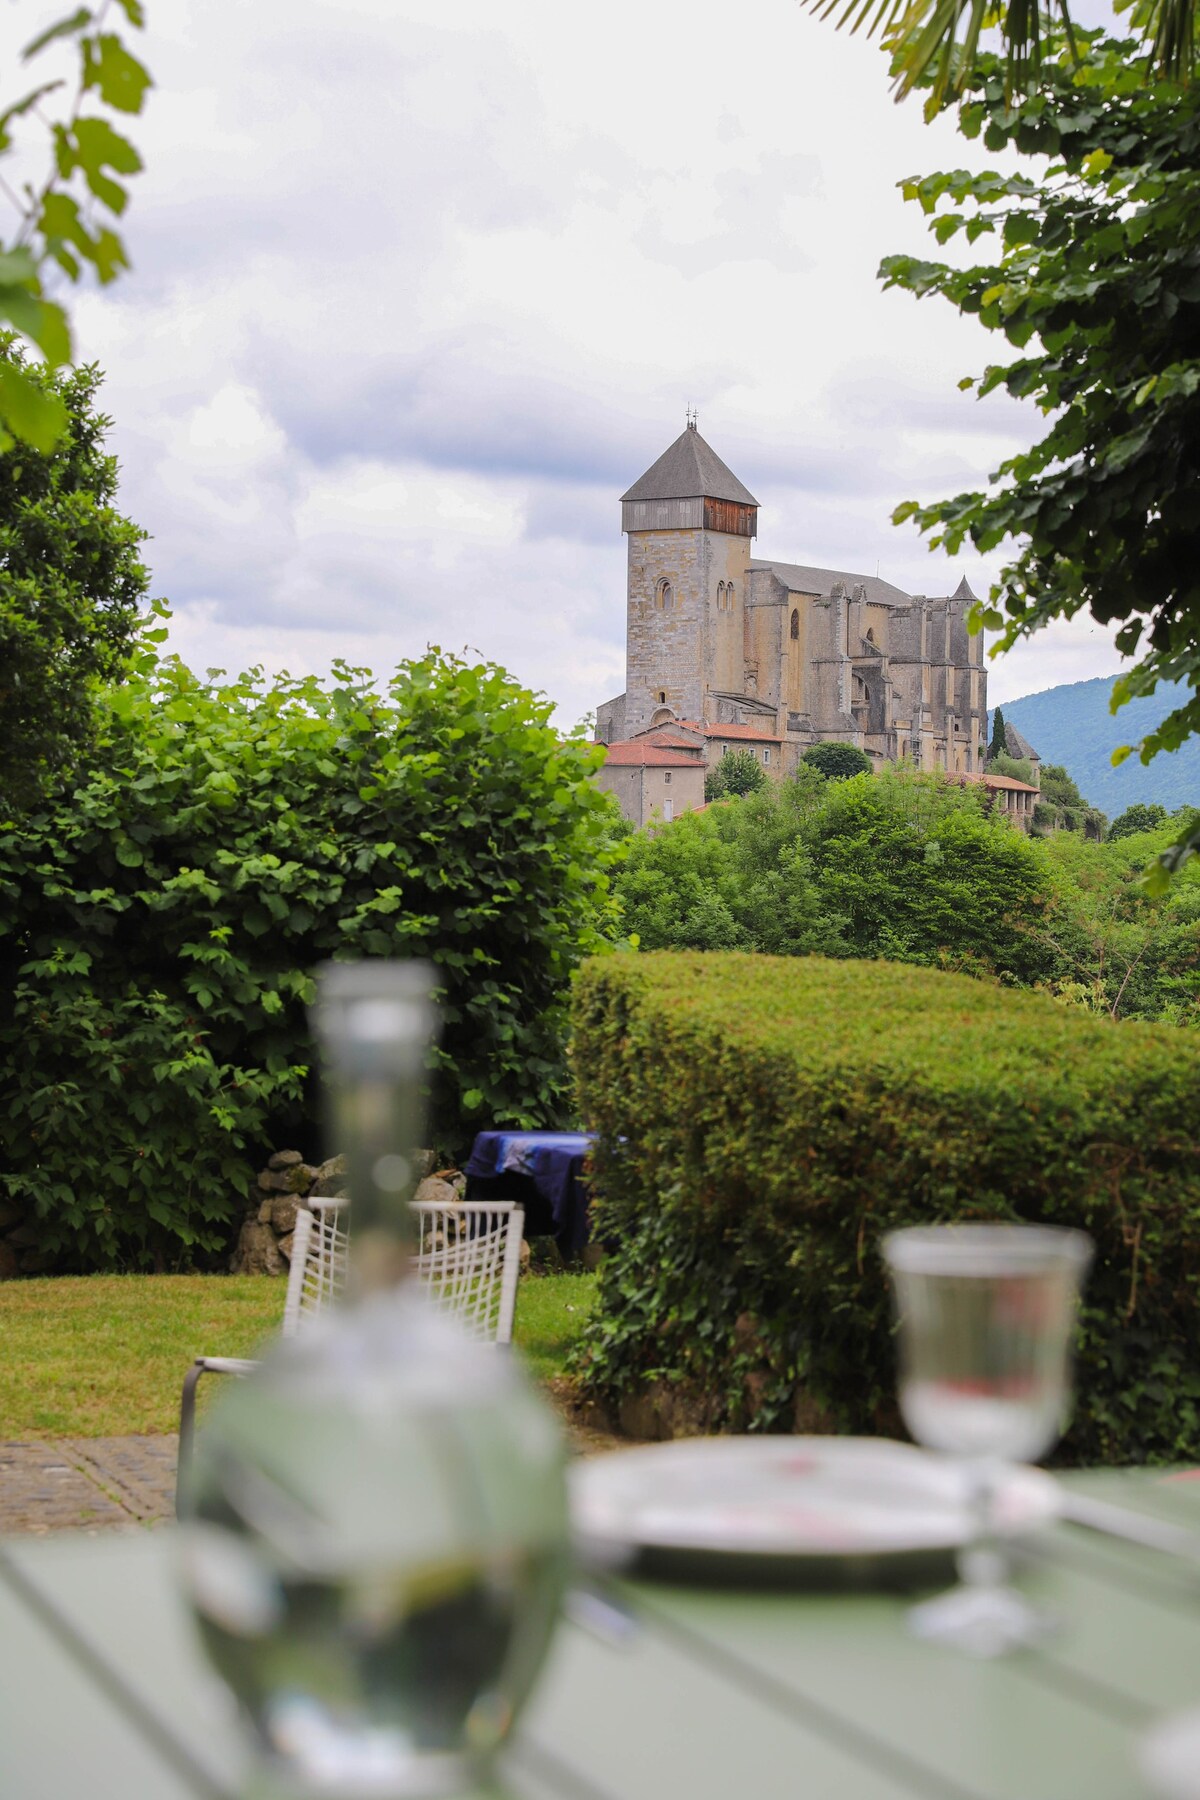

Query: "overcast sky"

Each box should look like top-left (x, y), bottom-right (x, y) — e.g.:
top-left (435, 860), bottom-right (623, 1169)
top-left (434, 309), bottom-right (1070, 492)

top-left (37, 0), bottom-right (1122, 721)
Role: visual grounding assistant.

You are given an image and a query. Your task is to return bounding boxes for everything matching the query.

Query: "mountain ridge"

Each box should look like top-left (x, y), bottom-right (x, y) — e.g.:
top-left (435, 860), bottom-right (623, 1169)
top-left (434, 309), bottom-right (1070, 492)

top-left (993, 674), bottom-right (1197, 815)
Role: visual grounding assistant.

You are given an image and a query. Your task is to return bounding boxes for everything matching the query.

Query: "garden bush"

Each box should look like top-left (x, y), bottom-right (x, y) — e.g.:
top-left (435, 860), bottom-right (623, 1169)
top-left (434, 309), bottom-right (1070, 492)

top-left (0, 647), bottom-right (622, 1269)
top-left (572, 951), bottom-right (1200, 1465)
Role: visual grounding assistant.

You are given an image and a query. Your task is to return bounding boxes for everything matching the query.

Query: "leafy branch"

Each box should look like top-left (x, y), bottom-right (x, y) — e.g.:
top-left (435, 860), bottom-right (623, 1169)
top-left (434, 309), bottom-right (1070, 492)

top-left (0, 1), bottom-right (150, 450)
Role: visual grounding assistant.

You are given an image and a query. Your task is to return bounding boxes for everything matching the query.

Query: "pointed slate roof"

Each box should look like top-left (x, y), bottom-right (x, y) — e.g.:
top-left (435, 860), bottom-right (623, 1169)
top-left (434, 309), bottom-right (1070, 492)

top-left (622, 424), bottom-right (758, 507)
top-left (952, 575), bottom-right (977, 600)
top-left (1004, 720), bottom-right (1040, 762)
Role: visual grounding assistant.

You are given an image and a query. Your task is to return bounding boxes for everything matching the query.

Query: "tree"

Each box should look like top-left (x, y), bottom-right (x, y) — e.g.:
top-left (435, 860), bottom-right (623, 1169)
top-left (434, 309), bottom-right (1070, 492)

top-left (1040, 764), bottom-right (1086, 811)
top-left (875, 35), bottom-right (1200, 890)
top-left (0, 647), bottom-right (624, 1266)
top-left (1110, 803), bottom-right (1170, 841)
top-left (802, 0), bottom-right (1196, 105)
top-left (801, 741), bottom-right (872, 780)
top-left (989, 707), bottom-right (1007, 763)
top-left (0, 3), bottom-right (150, 450)
top-left (716, 748), bottom-right (767, 796)
top-left (0, 342), bottom-right (150, 811)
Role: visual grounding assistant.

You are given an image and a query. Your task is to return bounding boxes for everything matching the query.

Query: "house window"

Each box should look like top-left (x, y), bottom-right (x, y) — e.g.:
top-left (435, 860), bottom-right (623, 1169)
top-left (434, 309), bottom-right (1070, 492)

top-left (763, 748), bottom-right (770, 766)
top-left (656, 579), bottom-right (674, 609)
top-left (664, 772), bottom-right (671, 784)
top-left (663, 799), bottom-right (674, 822)
top-left (790, 608), bottom-right (799, 640)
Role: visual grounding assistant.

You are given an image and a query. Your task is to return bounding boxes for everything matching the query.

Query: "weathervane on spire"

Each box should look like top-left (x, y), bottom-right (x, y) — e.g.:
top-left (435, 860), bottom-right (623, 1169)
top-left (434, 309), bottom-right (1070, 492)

top-left (685, 404), bottom-right (697, 431)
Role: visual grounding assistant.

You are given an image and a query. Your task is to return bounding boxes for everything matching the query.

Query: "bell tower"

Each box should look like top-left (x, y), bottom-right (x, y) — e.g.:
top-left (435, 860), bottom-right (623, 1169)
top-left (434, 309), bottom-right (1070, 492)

top-left (620, 419), bottom-right (758, 737)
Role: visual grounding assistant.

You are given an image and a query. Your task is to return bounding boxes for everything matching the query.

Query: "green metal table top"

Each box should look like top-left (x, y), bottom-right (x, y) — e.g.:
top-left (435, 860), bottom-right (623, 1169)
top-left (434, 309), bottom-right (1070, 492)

top-left (4, 1467), bottom-right (1200, 1800)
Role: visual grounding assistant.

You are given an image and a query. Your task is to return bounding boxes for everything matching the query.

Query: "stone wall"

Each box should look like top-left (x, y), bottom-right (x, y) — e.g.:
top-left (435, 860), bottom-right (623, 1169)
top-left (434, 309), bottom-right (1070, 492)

top-left (229, 1148), bottom-right (466, 1275)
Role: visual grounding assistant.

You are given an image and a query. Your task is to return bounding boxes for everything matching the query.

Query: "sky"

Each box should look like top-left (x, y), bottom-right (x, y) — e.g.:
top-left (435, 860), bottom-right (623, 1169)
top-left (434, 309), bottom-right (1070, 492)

top-left (22, 0), bottom-right (1124, 723)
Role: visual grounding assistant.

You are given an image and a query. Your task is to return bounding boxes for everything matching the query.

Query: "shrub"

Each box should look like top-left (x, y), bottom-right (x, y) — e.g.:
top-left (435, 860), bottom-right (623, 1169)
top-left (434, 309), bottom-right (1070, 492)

top-left (572, 951), bottom-right (1200, 1464)
top-left (706, 748), bottom-right (766, 800)
top-left (0, 648), bottom-right (623, 1269)
top-left (801, 741), bottom-right (871, 780)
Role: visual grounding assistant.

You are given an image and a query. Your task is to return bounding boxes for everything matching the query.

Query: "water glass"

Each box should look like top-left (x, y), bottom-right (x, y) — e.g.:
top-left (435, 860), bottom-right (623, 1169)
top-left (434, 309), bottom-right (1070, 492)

top-left (883, 1222), bottom-right (1092, 1657)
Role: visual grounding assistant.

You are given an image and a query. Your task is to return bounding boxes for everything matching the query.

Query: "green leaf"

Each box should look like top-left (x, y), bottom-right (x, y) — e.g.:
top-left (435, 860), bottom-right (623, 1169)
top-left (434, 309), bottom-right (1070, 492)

top-left (0, 365), bottom-right (68, 450)
top-left (82, 33), bottom-right (152, 114)
top-left (23, 8), bottom-right (93, 61)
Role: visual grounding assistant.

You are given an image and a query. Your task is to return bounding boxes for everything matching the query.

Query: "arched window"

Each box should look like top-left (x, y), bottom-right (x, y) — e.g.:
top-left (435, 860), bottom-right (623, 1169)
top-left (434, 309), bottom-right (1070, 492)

top-left (716, 581), bottom-right (726, 610)
top-left (656, 579), bottom-right (674, 610)
top-left (865, 627), bottom-right (875, 645)
top-left (727, 582), bottom-right (735, 608)
top-left (790, 608), bottom-right (799, 640)
top-left (659, 691), bottom-right (666, 704)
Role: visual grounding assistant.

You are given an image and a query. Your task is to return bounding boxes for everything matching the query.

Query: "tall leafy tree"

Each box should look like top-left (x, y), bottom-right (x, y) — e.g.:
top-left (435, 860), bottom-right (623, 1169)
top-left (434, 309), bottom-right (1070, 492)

top-left (989, 707), bottom-right (1007, 763)
top-left (873, 35), bottom-right (1200, 888)
top-left (0, 340), bottom-right (150, 811)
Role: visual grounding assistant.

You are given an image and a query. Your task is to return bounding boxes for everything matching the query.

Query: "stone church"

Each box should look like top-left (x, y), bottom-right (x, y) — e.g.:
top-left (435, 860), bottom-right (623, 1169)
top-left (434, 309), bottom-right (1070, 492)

top-left (596, 422), bottom-right (988, 781)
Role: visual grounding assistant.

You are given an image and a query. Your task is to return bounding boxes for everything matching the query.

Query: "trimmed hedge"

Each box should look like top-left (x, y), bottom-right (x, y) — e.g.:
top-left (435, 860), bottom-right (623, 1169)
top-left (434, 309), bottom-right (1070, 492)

top-left (572, 952), bottom-right (1200, 1465)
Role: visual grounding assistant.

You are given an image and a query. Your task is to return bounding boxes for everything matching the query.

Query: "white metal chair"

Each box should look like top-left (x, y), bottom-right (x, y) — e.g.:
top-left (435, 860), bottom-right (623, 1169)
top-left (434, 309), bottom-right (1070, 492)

top-left (176, 1197), bottom-right (523, 1508)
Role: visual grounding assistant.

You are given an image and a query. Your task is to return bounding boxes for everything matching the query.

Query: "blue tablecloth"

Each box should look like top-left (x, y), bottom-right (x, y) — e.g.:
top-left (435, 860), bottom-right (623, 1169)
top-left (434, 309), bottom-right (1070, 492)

top-left (464, 1130), bottom-right (594, 1254)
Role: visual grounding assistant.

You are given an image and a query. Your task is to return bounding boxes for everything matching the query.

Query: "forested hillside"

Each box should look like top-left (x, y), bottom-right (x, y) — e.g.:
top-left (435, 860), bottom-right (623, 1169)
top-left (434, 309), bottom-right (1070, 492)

top-left (998, 676), bottom-right (1199, 813)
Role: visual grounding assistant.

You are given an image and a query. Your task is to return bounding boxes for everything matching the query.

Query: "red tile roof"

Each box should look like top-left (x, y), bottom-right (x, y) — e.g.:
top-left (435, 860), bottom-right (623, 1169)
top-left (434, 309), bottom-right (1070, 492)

top-left (595, 741), bottom-right (707, 768)
top-left (704, 722), bottom-right (784, 743)
top-left (954, 771), bottom-right (1039, 793)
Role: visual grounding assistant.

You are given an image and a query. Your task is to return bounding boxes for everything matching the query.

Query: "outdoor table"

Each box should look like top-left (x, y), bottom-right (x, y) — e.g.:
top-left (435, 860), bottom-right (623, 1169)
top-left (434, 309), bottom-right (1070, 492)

top-left (464, 1130), bottom-right (594, 1256)
top-left (4, 1467), bottom-right (1200, 1799)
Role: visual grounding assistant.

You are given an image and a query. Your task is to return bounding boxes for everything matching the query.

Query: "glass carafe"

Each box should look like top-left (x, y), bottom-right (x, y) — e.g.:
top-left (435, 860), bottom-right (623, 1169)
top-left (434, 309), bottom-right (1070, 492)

top-left (179, 962), bottom-right (569, 1796)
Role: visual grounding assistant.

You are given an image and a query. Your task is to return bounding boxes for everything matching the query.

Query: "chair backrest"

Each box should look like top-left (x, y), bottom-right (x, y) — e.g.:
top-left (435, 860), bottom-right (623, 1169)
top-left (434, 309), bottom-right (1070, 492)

top-left (281, 1197), bottom-right (349, 1336)
top-left (280, 1196), bottom-right (523, 1347)
top-left (412, 1201), bottom-right (524, 1346)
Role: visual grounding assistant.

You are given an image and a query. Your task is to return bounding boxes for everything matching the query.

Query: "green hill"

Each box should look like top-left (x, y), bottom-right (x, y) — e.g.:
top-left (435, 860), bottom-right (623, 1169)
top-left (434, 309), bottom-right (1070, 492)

top-left (995, 675), bottom-right (1199, 817)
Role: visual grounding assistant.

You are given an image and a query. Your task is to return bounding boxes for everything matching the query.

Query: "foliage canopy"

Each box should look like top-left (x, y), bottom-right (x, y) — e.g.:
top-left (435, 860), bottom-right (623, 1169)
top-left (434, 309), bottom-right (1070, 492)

top-left (0, 646), bottom-right (624, 1268)
top-left (800, 741), bottom-right (873, 780)
top-left (881, 36), bottom-right (1200, 886)
top-left (0, 342), bottom-right (148, 811)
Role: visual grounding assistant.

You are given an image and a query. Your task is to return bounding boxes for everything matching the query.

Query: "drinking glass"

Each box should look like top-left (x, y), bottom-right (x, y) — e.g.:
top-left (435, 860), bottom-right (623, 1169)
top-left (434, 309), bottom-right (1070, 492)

top-left (882, 1223), bottom-right (1092, 1658)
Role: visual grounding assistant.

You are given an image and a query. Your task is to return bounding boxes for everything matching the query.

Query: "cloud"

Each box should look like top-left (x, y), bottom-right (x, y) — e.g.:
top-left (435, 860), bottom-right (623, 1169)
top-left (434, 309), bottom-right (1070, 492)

top-left (51, 0), bottom-right (1123, 726)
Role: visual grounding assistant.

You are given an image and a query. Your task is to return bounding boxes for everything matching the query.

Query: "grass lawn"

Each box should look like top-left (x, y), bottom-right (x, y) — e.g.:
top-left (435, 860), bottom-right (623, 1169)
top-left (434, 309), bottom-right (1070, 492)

top-left (0, 1270), bottom-right (598, 1438)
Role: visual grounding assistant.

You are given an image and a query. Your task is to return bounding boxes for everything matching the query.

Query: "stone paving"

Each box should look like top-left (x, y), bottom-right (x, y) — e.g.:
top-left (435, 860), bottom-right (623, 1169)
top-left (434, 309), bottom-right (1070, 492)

top-left (1, 1405), bottom-right (621, 1536)
top-left (0, 1436), bottom-right (179, 1535)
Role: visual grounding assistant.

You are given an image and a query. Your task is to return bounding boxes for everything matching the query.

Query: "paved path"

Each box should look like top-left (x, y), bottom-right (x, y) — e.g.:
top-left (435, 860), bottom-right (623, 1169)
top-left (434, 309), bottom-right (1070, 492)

top-left (1, 1405), bottom-right (621, 1536)
top-left (0, 1437), bottom-right (179, 1535)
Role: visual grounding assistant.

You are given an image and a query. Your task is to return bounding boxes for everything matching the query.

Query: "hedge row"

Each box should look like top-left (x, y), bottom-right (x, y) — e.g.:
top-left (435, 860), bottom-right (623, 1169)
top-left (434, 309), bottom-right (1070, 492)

top-left (571, 951), bottom-right (1200, 1465)
top-left (0, 650), bottom-right (622, 1269)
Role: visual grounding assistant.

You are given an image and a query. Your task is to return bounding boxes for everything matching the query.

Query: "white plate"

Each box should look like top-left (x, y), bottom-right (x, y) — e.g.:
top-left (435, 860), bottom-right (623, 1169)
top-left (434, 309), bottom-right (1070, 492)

top-left (1143, 1710), bottom-right (1200, 1800)
top-left (569, 1436), bottom-right (1060, 1578)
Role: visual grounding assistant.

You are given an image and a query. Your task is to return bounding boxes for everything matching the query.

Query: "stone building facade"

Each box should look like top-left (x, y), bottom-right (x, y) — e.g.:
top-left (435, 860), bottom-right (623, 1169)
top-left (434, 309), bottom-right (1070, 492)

top-left (596, 423), bottom-right (989, 779)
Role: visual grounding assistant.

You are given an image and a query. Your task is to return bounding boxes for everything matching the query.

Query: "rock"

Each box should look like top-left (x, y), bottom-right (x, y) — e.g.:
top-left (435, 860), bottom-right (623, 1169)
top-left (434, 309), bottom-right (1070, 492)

top-left (0, 1198), bottom-right (23, 1234)
top-left (283, 1163), bottom-right (317, 1194)
top-left (270, 1195), bottom-right (300, 1235)
top-left (0, 1240), bottom-right (19, 1280)
top-left (230, 1219), bottom-right (285, 1276)
top-left (257, 1198), bottom-right (274, 1224)
top-left (310, 1154), bottom-right (347, 1198)
top-left (268, 1149), bottom-right (303, 1170)
top-left (257, 1169), bottom-right (298, 1193)
top-left (414, 1176), bottom-right (458, 1209)
top-left (413, 1149), bottom-right (436, 1181)
top-left (277, 1230), bottom-right (295, 1263)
